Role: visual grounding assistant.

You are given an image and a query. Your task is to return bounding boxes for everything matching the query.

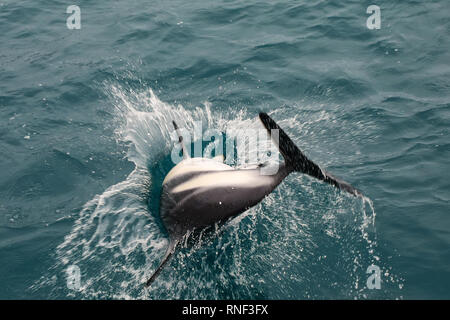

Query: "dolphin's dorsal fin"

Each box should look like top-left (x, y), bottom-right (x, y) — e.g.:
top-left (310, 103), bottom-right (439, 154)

top-left (172, 121), bottom-right (190, 159)
top-left (213, 154), bottom-right (224, 162)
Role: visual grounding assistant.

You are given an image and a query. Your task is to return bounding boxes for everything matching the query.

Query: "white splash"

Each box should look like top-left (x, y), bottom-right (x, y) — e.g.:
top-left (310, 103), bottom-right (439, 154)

top-left (31, 85), bottom-right (400, 299)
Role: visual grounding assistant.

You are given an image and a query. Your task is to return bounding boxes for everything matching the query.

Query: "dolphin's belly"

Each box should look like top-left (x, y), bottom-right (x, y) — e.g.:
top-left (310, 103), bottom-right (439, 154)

top-left (160, 167), bottom-right (277, 235)
top-left (163, 157), bottom-right (233, 185)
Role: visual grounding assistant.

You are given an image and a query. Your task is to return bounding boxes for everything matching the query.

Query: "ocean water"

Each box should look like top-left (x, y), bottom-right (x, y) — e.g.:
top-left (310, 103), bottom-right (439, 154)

top-left (0, 0), bottom-right (449, 299)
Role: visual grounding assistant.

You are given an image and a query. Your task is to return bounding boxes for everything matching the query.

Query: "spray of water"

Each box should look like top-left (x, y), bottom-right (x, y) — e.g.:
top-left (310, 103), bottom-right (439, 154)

top-left (31, 83), bottom-right (401, 299)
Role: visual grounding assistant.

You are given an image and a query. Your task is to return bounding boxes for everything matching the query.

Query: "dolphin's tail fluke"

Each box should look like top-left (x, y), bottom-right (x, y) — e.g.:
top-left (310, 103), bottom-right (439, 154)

top-left (144, 239), bottom-right (178, 287)
top-left (259, 112), bottom-right (362, 197)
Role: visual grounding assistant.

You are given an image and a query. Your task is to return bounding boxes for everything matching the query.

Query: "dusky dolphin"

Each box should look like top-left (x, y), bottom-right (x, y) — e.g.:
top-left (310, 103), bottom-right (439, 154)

top-left (145, 112), bottom-right (362, 286)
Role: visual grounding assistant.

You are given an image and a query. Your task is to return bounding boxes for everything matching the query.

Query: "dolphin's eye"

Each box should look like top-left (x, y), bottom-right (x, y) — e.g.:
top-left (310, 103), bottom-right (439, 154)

top-left (267, 151), bottom-right (272, 157)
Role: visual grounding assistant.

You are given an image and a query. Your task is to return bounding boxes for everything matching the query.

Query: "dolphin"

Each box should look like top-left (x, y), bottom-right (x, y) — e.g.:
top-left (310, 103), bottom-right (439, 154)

top-left (144, 112), bottom-right (362, 286)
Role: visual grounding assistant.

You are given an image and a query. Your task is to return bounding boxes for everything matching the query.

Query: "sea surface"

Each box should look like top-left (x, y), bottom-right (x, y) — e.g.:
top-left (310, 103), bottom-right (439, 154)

top-left (0, 0), bottom-right (449, 299)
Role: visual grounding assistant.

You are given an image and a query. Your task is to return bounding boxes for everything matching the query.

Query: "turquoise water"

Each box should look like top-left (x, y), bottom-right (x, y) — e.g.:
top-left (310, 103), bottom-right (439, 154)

top-left (1, 0), bottom-right (449, 299)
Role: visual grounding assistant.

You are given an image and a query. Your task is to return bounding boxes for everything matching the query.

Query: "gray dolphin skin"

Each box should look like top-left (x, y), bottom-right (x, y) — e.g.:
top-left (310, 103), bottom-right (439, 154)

top-left (144, 112), bottom-right (362, 287)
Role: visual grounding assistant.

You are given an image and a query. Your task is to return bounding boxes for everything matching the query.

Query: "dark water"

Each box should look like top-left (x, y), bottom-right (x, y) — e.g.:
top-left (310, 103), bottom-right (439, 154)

top-left (1, 0), bottom-right (449, 299)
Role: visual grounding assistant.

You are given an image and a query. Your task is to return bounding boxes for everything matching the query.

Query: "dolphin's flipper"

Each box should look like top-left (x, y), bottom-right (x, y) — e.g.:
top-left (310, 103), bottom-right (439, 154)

top-left (172, 121), bottom-right (190, 159)
top-left (259, 112), bottom-right (362, 197)
top-left (144, 239), bottom-right (179, 287)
